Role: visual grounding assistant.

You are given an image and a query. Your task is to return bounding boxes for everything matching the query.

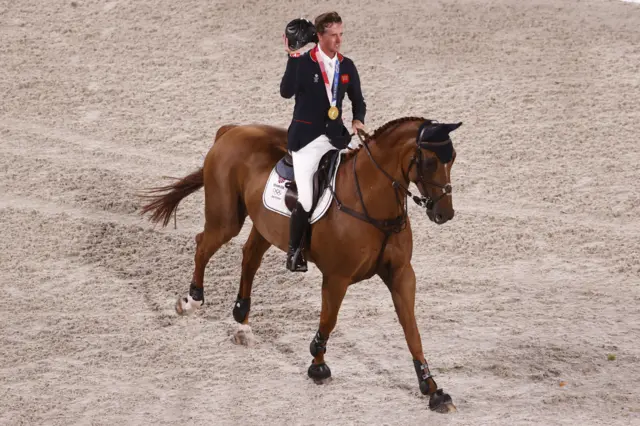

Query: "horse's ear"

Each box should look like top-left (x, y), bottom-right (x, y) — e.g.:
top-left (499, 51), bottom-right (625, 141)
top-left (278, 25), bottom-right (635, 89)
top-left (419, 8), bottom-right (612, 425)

top-left (419, 121), bottom-right (462, 143)
top-left (444, 122), bottom-right (462, 133)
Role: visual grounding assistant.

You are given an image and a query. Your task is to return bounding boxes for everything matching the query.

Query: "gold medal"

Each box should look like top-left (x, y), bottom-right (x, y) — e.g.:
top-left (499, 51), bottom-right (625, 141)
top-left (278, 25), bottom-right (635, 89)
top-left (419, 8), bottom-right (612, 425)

top-left (328, 106), bottom-right (339, 120)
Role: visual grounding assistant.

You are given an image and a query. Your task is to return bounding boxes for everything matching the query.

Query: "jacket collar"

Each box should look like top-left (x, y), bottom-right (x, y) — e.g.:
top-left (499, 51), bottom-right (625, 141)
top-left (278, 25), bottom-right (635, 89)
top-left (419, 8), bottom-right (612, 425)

top-left (310, 45), bottom-right (344, 63)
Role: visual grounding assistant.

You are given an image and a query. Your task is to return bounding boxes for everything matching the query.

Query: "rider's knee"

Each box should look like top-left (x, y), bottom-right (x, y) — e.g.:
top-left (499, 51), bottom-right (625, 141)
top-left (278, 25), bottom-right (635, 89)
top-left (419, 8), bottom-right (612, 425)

top-left (298, 196), bottom-right (312, 213)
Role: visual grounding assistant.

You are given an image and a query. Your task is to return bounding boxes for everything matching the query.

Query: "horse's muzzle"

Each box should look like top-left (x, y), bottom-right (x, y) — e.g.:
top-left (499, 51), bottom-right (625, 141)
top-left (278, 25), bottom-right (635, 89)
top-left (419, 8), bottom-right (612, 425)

top-left (428, 209), bottom-right (454, 225)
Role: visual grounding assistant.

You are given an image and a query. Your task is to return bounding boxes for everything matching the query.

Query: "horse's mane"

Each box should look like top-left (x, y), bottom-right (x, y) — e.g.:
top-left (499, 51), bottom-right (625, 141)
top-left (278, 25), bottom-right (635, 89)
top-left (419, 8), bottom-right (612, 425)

top-left (363, 116), bottom-right (431, 144)
top-left (344, 116), bottom-right (431, 160)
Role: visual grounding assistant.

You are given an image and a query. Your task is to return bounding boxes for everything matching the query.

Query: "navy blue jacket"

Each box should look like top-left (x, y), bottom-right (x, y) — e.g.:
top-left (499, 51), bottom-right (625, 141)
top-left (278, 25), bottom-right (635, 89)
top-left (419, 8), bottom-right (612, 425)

top-left (280, 46), bottom-right (366, 152)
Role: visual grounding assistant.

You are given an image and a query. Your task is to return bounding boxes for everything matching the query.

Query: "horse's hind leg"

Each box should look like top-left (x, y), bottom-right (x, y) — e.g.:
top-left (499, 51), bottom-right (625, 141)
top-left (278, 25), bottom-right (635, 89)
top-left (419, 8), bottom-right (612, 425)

top-left (175, 190), bottom-right (245, 315)
top-left (231, 225), bottom-right (271, 346)
top-left (381, 264), bottom-right (456, 413)
top-left (307, 275), bottom-right (349, 384)
top-left (175, 222), bottom-right (232, 315)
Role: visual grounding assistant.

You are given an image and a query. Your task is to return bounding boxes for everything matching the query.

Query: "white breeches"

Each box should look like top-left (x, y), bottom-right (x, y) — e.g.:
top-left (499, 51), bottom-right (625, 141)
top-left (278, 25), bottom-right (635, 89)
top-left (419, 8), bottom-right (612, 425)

top-left (291, 135), bottom-right (336, 212)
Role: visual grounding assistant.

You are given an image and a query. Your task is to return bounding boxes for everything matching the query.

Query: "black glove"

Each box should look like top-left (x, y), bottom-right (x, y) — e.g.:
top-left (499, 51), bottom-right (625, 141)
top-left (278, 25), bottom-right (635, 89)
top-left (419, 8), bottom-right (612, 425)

top-left (285, 18), bottom-right (318, 51)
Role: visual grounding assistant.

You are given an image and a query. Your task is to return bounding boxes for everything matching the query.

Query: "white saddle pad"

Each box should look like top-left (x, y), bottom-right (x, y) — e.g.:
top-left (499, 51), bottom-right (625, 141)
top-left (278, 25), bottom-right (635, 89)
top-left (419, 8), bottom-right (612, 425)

top-left (262, 152), bottom-right (343, 224)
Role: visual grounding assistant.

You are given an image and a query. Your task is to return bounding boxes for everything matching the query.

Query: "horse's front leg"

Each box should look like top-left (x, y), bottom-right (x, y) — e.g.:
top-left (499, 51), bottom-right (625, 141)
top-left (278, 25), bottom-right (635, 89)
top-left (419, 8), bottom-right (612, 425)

top-left (383, 263), bottom-right (456, 413)
top-left (307, 275), bottom-right (349, 384)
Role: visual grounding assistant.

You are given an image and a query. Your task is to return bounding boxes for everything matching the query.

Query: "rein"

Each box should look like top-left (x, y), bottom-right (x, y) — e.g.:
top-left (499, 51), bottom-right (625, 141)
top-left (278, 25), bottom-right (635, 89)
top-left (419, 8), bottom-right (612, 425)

top-left (329, 128), bottom-right (450, 271)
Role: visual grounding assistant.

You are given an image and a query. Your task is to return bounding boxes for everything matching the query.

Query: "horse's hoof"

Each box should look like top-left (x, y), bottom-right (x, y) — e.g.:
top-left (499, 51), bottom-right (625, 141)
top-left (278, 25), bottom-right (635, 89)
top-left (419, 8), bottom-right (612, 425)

top-left (429, 389), bottom-right (457, 413)
top-left (308, 361), bottom-right (332, 384)
top-left (175, 297), bottom-right (185, 315)
top-left (175, 295), bottom-right (202, 316)
top-left (230, 324), bottom-right (256, 347)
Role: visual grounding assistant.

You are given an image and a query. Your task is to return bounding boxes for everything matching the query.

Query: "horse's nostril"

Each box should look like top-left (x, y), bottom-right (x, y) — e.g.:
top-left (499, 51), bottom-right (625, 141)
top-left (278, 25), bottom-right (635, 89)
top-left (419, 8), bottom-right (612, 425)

top-left (435, 214), bottom-right (443, 223)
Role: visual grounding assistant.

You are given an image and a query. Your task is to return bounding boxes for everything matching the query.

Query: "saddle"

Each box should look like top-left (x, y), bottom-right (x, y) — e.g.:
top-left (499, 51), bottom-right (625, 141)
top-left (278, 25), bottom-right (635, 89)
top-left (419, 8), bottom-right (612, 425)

top-left (275, 150), bottom-right (341, 213)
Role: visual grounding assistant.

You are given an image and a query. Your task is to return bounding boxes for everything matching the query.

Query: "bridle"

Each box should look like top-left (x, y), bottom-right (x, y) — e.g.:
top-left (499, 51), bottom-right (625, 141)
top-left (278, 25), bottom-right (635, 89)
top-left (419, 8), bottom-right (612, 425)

top-left (353, 126), bottom-right (453, 216)
top-left (406, 136), bottom-right (454, 212)
top-left (328, 125), bottom-right (454, 270)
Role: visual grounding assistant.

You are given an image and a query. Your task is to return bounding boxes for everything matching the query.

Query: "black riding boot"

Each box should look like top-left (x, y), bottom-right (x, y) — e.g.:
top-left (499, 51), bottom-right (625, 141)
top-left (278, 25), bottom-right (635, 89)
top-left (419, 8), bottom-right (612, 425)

top-left (286, 201), bottom-right (310, 272)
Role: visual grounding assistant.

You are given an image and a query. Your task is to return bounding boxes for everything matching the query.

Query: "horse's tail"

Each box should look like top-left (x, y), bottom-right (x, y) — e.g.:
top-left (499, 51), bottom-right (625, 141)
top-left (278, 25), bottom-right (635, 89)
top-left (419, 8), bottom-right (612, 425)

top-left (140, 124), bottom-right (238, 226)
top-left (139, 168), bottom-right (204, 227)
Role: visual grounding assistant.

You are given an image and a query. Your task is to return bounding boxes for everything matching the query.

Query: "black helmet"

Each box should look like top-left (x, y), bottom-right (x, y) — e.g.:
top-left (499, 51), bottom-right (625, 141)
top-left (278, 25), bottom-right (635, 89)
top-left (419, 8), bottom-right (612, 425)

top-left (285, 18), bottom-right (318, 51)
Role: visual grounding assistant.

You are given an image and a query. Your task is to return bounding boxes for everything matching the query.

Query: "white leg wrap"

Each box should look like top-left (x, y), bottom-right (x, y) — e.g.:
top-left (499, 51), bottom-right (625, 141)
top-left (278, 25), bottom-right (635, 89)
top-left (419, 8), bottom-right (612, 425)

top-left (177, 295), bottom-right (203, 315)
top-left (231, 323), bottom-right (256, 347)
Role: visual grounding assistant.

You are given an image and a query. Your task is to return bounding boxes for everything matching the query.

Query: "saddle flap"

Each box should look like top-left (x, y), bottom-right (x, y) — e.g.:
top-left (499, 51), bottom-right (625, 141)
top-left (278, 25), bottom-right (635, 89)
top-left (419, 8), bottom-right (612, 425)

top-left (263, 150), bottom-right (343, 225)
top-left (285, 149), bottom-right (340, 213)
top-left (313, 150), bottom-right (340, 202)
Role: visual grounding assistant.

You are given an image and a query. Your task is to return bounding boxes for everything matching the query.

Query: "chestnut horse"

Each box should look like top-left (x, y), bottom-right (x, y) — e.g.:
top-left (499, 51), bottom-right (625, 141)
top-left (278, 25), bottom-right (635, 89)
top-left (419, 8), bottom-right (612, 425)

top-left (140, 116), bottom-right (462, 413)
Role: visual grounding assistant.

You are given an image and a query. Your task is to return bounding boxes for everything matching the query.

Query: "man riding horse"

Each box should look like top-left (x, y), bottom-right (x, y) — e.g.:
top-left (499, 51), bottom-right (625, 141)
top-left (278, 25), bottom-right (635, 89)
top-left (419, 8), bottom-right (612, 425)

top-left (281, 12), bottom-right (367, 272)
top-left (140, 11), bottom-right (463, 414)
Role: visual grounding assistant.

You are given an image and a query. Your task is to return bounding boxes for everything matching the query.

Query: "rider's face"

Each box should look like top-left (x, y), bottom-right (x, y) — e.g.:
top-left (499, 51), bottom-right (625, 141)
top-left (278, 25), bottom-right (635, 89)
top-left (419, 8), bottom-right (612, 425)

top-left (318, 23), bottom-right (343, 56)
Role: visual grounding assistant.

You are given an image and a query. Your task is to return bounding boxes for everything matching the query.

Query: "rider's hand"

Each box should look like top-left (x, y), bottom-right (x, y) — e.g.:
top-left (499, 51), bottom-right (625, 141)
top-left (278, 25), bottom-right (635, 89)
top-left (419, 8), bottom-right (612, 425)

top-left (352, 120), bottom-right (366, 136)
top-left (348, 120), bottom-right (367, 149)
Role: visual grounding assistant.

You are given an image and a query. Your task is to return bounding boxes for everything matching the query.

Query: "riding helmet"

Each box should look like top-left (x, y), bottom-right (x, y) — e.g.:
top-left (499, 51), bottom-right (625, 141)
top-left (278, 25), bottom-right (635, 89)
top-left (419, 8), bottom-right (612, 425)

top-left (285, 18), bottom-right (319, 51)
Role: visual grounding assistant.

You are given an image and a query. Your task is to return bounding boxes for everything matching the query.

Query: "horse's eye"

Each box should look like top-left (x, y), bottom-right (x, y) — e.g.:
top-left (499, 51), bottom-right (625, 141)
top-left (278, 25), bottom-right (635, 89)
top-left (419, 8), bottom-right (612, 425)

top-left (423, 157), bottom-right (437, 171)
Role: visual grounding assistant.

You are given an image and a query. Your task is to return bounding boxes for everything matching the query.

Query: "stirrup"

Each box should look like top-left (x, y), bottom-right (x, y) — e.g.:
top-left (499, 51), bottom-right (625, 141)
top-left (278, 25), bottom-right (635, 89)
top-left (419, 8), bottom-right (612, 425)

top-left (286, 247), bottom-right (307, 272)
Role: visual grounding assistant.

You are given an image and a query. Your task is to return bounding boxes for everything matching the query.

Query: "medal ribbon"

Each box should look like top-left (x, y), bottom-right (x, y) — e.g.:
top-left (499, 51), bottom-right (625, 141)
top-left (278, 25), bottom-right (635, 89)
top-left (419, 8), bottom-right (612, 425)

top-left (317, 48), bottom-right (340, 108)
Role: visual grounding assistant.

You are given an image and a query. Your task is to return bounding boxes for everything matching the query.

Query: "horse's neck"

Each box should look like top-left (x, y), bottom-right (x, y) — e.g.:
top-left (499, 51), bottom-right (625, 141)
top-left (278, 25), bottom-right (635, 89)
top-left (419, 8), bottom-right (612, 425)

top-left (347, 142), bottom-right (412, 218)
